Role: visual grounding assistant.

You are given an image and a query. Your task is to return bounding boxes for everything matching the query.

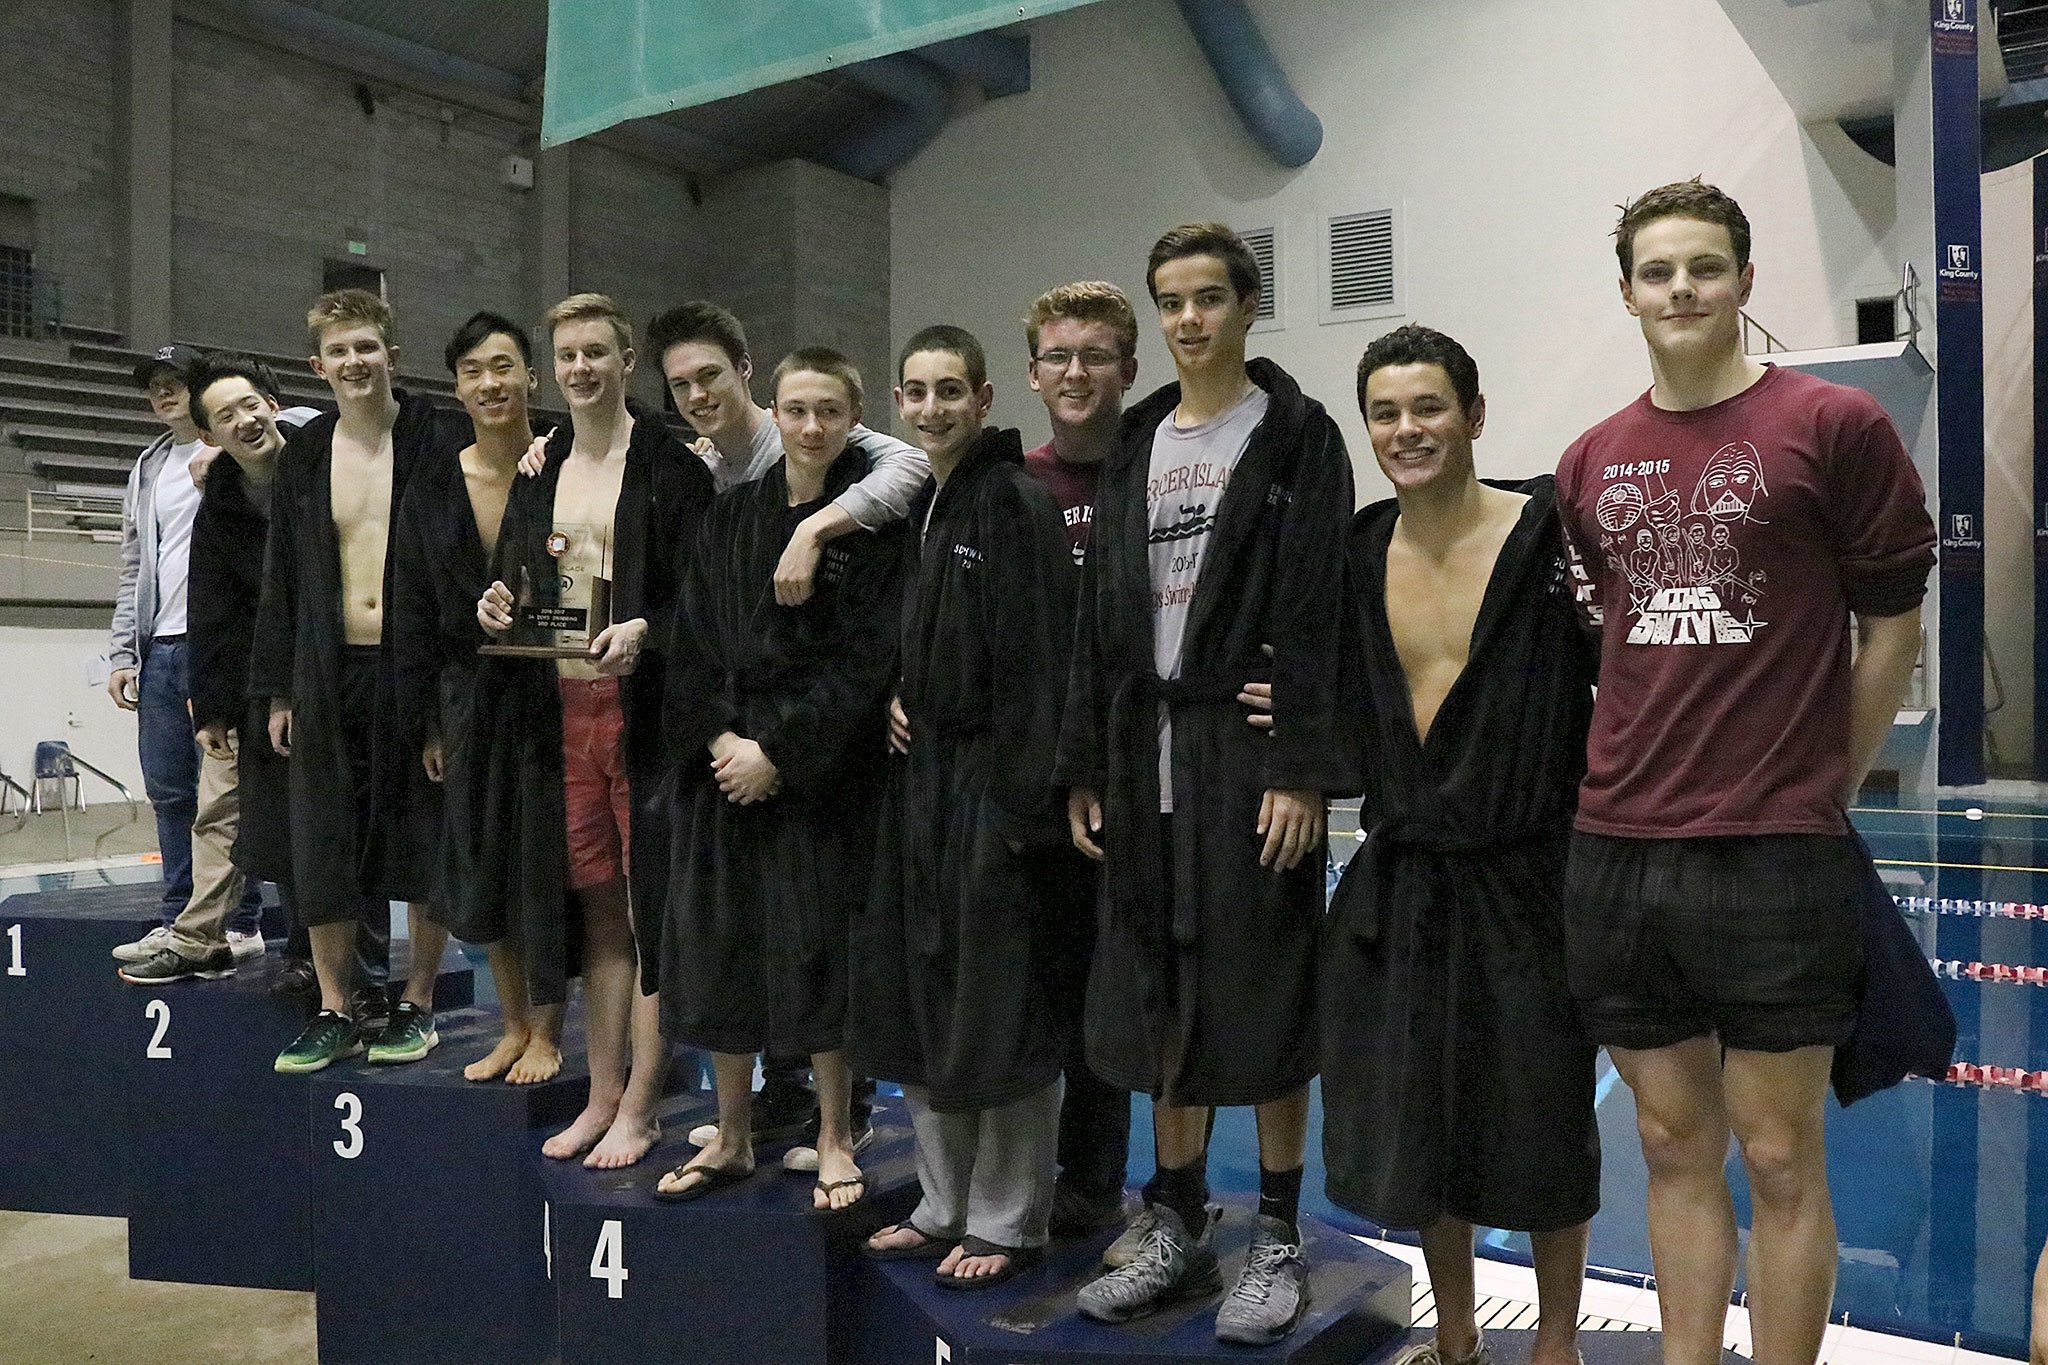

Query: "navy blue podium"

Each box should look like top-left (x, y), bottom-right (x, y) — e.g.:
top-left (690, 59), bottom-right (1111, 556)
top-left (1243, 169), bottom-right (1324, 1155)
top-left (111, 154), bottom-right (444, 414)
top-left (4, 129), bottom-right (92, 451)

top-left (125, 940), bottom-right (473, 1290)
top-left (544, 1093), bottom-right (921, 1365)
top-left (854, 1200), bottom-right (1411, 1364)
top-left (1394, 1329), bottom-right (1743, 1365)
top-left (310, 1009), bottom-right (590, 1365)
top-left (0, 883), bottom-right (165, 1214)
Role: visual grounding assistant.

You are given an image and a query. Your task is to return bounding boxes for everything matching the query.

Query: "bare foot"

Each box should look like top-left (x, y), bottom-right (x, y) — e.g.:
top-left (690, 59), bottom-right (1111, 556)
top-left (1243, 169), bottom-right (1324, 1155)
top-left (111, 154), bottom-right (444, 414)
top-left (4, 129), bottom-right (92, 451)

top-left (947, 1247), bottom-right (1013, 1280)
top-left (463, 1031), bottom-right (529, 1083)
top-left (543, 1102), bottom-right (618, 1160)
top-left (584, 1111), bottom-right (660, 1169)
top-left (812, 1145), bottom-right (865, 1211)
top-left (872, 1222), bottom-right (945, 1255)
top-left (507, 1035), bottom-right (562, 1085)
top-left (654, 1131), bottom-right (753, 1198)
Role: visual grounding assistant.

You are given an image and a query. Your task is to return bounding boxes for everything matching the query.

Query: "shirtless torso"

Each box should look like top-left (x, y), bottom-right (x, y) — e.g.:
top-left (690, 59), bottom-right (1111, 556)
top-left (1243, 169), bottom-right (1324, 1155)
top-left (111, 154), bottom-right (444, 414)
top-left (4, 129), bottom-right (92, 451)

top-left (1382, 484), bottom-right (1529, 742)
top-left (332, 421), bottom-right (397, 646)
top-left (461, 445), bottom-right (516, 559)
top-left (550, 419), bottom-right (631, 681)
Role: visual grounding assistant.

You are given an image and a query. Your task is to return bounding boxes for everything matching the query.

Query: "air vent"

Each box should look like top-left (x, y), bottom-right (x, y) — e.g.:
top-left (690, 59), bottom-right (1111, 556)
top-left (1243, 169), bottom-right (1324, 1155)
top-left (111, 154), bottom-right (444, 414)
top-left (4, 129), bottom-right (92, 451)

top-left (1324, 208), bottom-right (1401, 322)
top-left (1238, 225), bottom-right (1281, 332)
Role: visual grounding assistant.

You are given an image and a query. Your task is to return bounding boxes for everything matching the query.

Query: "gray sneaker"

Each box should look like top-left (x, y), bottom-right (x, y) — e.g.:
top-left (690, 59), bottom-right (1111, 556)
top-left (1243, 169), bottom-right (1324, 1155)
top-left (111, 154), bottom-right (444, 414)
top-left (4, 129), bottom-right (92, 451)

top-left (1103, 1199), bottom-right (1222, 1268)
top-left (111, 926), bottom-right (174, 963)
top-left (1214, 1214), bottom-right (1310, 1345)
top-left (1077, 1203), bottom-right (1221, 1323)
top-left (1389, 1331), bottom-right (1493, 1365)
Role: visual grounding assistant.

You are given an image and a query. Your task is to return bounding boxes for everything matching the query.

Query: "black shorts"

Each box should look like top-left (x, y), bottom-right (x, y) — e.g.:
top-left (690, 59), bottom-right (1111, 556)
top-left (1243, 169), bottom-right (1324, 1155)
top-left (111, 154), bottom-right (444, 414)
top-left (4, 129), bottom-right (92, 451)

top-left (1563, 832), bottom-right (1863, 1054)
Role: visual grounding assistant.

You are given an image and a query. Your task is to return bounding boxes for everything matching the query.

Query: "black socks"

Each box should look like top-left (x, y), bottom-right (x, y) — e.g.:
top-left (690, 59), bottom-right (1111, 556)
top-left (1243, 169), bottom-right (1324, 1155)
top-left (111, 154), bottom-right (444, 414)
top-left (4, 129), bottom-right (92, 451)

top-left (1258, 1164), bottom-right (1303, 1238)
top-left (1144, 1160), bottom-right (1211, 1237)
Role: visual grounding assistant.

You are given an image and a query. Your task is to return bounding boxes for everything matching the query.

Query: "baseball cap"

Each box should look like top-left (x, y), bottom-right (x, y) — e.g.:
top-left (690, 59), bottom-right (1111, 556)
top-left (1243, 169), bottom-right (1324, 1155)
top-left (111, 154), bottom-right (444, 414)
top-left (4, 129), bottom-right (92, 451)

top-left (133, 343), bottom-right (204, 389)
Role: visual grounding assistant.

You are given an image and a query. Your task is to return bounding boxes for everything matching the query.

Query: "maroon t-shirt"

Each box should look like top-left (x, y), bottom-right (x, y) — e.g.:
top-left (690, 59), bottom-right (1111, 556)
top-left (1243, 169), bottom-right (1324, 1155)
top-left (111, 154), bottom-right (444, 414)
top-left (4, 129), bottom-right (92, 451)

top-left (1023, 439), bottom-right (1101, 568)
top-left (1557, 365), bottom-right (1935, 839)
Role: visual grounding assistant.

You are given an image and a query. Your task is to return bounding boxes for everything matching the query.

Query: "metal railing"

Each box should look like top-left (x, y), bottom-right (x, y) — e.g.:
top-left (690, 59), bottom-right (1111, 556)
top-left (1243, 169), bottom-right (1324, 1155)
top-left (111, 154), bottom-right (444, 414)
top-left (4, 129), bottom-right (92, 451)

top-left (1896, 260), bottom-right (1921, 350)
top-left (1739, 310), bottom-right (1785, 355)
top-left (24, 488), bottom-right (124, 541)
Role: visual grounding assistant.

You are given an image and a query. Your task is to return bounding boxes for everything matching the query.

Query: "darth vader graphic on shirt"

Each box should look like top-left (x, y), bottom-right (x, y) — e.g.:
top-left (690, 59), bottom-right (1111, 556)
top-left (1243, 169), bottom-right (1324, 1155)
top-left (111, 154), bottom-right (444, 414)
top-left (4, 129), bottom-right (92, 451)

top-left (1591, 440), bottom-right (1769, 644)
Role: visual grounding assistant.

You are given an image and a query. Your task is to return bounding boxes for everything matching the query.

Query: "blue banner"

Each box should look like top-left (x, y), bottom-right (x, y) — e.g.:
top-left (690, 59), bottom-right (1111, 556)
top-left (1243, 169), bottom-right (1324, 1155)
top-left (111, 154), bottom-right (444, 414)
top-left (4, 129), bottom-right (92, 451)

top-left (2034, 152), bottom-right (2048, 776)
top-left (1933, 0), bottom-right (1985, 785)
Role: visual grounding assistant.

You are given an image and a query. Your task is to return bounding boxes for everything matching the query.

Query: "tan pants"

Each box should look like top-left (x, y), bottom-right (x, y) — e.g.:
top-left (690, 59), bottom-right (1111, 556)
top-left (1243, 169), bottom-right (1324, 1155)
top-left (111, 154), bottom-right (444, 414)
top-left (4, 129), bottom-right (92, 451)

top-left (165, 744), bottom-right (249, 958)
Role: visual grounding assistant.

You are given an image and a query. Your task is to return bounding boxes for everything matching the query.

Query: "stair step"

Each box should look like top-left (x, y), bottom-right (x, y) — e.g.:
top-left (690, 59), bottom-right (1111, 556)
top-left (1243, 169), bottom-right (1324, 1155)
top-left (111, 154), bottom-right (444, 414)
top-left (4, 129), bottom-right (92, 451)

top-left (71, 340), bottom-right (459, 399)
top-left (58, 323), bottom-right (126, 347)
top-left (25, 450), bottom-right (133, 484)
top-left (0, 399), bottom-right (159, 436)
top-left (0, 374), bottom-right (153, 411)
top-left (11, 425), bottom-right (146, 460)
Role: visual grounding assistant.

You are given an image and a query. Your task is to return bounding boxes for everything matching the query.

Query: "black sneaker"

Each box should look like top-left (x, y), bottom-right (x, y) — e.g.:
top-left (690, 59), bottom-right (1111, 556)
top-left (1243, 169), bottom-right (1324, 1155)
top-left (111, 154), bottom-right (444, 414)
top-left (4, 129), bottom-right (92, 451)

top-left (270, 958), bottom-right (318, 1000)
top-left (275, 1010), bottom-right (364, 1074)
top-left (350, 987), bottom-right (392, 1042)
top-left (753, 1082), bottom-right (819, 1145)
top-left (1049, 1180), bottom-right (1126, 1239)
top-left (119, 944), bottom-right (236, 985)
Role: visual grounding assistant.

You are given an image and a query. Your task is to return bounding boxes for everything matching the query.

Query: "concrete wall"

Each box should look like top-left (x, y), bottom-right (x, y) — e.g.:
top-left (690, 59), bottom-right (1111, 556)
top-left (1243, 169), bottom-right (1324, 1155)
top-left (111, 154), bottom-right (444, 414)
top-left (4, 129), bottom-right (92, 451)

top-left (0, 626), bottom-right (144, 795)
top-left (0, 0), bottom-right (120, 332)
top-left (888, 0), bottom-right (1903, 496)
top-left (1982, 160), bottom-right (2035, 770)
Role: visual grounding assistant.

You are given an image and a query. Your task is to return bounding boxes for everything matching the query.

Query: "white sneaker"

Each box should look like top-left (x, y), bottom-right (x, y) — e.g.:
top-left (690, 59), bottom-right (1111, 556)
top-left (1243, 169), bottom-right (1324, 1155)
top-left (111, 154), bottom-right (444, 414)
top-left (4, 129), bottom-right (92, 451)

top-left (226, 930), bottom-right (266, 961)
top-left (112, 926), bottom-right (174, 963)
top-left (688, 1121), bottom-right (719, 1148)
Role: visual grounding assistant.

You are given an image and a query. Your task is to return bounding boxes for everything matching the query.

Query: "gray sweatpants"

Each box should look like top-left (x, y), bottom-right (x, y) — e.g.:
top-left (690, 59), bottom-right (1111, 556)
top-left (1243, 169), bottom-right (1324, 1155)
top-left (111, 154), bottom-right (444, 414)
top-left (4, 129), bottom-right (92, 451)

top-left (903, 1077), bottom-right (1063, 1250)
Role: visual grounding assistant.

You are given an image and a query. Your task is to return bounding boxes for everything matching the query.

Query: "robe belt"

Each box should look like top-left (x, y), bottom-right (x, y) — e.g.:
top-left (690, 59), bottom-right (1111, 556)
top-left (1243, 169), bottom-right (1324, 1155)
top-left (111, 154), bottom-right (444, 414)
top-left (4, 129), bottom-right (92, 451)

top-left (1103, 665), bottom-right (1269, 954)
top-left (1330, 817), bottom-right (1562, 942)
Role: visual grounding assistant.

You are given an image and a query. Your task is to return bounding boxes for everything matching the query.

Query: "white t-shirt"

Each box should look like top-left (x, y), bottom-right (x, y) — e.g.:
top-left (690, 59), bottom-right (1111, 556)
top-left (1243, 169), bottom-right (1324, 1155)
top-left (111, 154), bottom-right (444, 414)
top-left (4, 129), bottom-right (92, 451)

top-left (150, 437), bottom-right (207, 637)
top-left (1145, 387), bottom-right (1268, 812)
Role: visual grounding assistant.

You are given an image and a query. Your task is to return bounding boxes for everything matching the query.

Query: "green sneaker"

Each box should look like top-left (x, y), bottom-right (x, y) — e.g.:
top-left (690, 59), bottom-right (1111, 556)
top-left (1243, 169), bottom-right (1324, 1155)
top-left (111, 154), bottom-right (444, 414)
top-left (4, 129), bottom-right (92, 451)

top-left (274, 1010), bottom-right (363, 1074)
top-left (367, 1001), bottom-right (439, 1065)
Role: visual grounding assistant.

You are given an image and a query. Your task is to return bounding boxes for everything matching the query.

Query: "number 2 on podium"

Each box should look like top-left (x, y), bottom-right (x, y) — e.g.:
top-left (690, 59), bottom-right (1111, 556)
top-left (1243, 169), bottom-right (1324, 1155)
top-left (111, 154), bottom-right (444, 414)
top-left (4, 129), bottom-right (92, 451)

top-left (144, 999), bottom-right (172, 1058)
top-left (5, 923), bottom-right (22, 976)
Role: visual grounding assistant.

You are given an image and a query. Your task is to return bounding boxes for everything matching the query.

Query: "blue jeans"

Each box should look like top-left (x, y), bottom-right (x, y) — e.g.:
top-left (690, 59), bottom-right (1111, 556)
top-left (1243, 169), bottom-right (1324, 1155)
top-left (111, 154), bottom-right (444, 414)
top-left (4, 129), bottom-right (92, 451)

top-left (137, 638), bottom-right (259, 934)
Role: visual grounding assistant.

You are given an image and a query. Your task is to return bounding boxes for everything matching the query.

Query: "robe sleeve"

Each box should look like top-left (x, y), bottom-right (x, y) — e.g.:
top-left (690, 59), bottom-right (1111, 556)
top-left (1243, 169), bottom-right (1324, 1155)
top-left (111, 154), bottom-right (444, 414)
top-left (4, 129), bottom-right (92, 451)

top-left (389, 483), bottom-right (440, 746)
top-left (247, 459), bottom-right (299, 705)
top-left (978, 475), bottom-right (1071, 847)
top-left (834, 426), bottom-right (930, 530)
top-left (1052, 492), bottom-right (1107, 792)
top-left (641, 452), bottom-right (716, 668)
top-left (665, 505), bottom-right (742, 759)
top-left (756, 523), bottom-right (906, 790)
top-left (1260, 410), bottom-right (1357, 795)
top-left (186, 483), bottom-right (241, 731)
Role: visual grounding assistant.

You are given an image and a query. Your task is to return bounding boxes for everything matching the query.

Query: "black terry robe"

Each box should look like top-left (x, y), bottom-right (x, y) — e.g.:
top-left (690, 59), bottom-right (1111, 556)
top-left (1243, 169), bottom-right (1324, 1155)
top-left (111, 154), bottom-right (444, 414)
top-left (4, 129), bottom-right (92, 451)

top-left (390, 446), bottom-right (500, 941)
top-left (659, 443), bottom-right (905, 1055)
top-left (189, 454), bottom-right (290, 885)
top-left (1054, 357), bottom-right (1356, 1106)
top-left (247, 392), bottom-right (464, 921)
top-left (465, 410), bottom-right (714, 1006)
top-left (1320, 476), bottom-right (1601, 1233)
top-left (850, 428), bottom-right (1074, 1112)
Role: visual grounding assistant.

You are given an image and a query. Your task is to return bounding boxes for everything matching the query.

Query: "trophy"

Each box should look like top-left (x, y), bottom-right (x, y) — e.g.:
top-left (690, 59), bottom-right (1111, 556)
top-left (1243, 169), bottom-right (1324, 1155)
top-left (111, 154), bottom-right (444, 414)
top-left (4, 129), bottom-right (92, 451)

top-left (479, 522), bottom-right (613, 658)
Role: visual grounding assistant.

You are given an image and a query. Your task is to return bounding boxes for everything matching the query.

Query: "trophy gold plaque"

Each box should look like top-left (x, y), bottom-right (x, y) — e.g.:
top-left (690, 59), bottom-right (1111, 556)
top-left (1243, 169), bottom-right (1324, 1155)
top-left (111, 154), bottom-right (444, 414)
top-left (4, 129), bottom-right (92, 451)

top-left (479, 522), bottom-right (613, 658)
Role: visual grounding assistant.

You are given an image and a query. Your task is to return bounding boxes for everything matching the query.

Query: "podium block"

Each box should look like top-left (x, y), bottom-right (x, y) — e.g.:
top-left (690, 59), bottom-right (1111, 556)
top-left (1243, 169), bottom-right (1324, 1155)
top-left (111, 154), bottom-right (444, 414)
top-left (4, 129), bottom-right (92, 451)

top-left (854, 1201), bottom-right (1411, 1364)
top-left (0, 884), bottom-right (166, 1214)
top-left (1396, 1329), bottom-right (1747, 1365)
top-left (310, 1010), bottom-right (591, 1365)
top-left (125, 942), bottom-right (473, 1290)
top-left (545, 1094), bottom-right (920, 1365)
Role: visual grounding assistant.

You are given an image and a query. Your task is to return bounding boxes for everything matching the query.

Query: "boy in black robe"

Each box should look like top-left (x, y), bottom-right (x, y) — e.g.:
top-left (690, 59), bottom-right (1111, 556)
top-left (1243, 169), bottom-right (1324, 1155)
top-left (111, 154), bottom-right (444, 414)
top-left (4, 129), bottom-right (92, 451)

top-left (853, 326), bottom-right (1072, 1287)
top-left (1318, 326), bottom-right (1596, 1365)
top-left (652, 348), bottom-right (901, 1210)
top-left (251, 290), bottom-right (465, 1074)
top-left (1059, 224), bottom-right (1353, 1345)
top-left (392, 311), bottom-right (564, 1085)
top-left (476, 293), bottom-right (715, 1169)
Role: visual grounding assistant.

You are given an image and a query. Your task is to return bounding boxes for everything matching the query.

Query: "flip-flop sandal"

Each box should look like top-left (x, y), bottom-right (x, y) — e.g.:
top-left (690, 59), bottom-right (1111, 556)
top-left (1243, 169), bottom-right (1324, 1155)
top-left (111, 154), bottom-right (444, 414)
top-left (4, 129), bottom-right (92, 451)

top-left (934, 1235), bottom-right (1041, 1290)
top-left (813, 1176), bottom-right (867, 1213)
top-left (652, 1160), bottom-right (753, 1204)
top-left (863, 1221), bottom-right (955, 1261)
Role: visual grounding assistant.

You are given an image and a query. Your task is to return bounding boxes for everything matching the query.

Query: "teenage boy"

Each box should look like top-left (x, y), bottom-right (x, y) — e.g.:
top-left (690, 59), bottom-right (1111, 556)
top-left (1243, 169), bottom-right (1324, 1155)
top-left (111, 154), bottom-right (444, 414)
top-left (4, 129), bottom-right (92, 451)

top-left (1320, 325), bottom-right (1596, 1365)
top-left (1015, 281), bottom-right (1140, 1240)
top-left (107, 344), bottom-right (266, 965)
top-left (1556, 180), bottom-right (1935, 1365)
top-left (653, 347), bottom-right (901, 1210)
top-left (650, 300), bottom-right (917, 1163)
top-left (392, 312), bottom-right (564, 1084)
top-left (1059, 223), bottom-right (1353, 1345)
top-left (118, 354), bottom-right (308, 984)
top-left (854, 326), bottom-right (1073, 1288)
top-left (477, 293), bottom-right (714, 1168)
top-left (251, 289), bottom-right (465, 1073)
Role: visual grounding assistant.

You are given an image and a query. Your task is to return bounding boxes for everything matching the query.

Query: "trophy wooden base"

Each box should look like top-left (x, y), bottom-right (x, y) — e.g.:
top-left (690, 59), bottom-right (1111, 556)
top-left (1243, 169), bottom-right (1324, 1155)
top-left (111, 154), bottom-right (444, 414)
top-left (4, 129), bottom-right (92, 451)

top-left (478, 642), bottom-right (597, 659)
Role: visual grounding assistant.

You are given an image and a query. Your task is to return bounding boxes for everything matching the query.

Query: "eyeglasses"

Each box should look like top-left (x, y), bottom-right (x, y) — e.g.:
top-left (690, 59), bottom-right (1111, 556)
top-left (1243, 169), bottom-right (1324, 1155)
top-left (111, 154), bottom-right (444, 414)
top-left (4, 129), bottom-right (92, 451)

top-left (1033, 348), bottom-right (1125, 371)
